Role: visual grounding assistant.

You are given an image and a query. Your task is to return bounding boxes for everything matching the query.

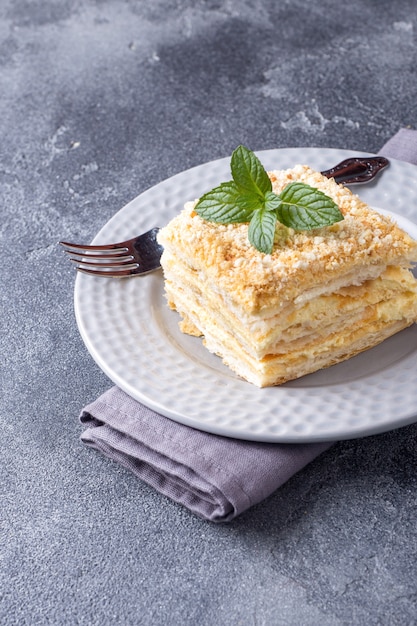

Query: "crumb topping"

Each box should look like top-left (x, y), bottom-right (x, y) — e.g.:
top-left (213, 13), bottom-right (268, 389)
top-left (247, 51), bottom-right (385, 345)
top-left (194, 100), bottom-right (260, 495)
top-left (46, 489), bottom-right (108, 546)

top-left (157, 165), bottom-right (417, 313)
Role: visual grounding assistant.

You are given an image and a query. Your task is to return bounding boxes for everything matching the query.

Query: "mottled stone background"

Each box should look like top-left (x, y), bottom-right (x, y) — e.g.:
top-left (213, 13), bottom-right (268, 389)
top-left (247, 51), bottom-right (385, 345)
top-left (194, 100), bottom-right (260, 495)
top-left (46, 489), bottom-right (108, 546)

top-left (1, 1), bottom-right (416, 624)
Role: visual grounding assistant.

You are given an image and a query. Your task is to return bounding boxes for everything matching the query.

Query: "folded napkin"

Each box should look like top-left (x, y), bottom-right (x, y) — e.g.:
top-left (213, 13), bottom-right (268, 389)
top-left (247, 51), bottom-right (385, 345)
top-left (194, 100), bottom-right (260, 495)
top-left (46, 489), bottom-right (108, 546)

top-left (81, 389), bottom-right (331, 521)
top-left (80, 128), bottom-right (417, 522)
top-left (378, 127), bottom-right (417, 165)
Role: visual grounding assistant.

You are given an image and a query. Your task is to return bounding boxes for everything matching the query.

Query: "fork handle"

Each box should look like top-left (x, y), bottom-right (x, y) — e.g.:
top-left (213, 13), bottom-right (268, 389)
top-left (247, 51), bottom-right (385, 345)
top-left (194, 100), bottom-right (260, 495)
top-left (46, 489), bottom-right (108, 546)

top-left (321, 156), bottom-right (389, 185)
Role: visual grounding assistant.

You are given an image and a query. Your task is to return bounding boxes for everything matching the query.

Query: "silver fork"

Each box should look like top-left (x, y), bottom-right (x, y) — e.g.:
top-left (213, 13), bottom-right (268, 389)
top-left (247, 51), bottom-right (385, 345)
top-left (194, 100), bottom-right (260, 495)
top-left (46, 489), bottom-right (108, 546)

top-left (60, 227), bottom-right (163, 277)
top-left (60, 156), bottom-right (389, 277)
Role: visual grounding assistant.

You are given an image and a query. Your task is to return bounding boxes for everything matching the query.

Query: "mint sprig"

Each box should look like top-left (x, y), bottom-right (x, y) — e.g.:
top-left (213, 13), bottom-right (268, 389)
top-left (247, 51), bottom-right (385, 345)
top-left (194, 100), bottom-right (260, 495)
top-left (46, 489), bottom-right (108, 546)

top-left (195, 145), bottom-right (344, 254)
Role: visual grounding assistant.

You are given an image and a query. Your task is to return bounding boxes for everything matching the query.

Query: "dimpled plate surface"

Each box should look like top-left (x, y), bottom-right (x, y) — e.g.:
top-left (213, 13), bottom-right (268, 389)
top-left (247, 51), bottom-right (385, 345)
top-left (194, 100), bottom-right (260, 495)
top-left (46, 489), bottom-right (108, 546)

top-left (74, 147), bottom-right (417, 442)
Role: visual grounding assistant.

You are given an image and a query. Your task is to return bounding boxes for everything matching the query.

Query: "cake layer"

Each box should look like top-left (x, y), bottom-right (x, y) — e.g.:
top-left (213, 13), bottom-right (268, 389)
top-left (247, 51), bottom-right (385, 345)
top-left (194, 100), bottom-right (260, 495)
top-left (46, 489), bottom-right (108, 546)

top-left (164, 267), bottom-right (417, 386)
top-left (163, 255), bottom-right (417, 358)
top-left (202, 316), bottom-right (414, 387)
top-left (158, 166), bottom-right (417, 315)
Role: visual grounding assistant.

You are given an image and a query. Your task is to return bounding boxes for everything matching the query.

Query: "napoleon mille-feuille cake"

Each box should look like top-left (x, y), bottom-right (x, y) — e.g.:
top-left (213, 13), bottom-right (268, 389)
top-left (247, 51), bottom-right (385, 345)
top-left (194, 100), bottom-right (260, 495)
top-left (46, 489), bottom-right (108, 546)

top-left (157, 146), bottom-right (417, 387)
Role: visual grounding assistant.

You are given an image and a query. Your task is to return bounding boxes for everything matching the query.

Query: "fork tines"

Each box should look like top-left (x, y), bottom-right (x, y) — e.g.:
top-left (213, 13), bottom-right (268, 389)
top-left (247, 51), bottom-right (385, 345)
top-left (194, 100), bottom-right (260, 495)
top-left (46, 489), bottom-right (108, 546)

top-left (59, 227), bottom-right (162, 277)
top-left (59, 241), bottom-right (139, 276)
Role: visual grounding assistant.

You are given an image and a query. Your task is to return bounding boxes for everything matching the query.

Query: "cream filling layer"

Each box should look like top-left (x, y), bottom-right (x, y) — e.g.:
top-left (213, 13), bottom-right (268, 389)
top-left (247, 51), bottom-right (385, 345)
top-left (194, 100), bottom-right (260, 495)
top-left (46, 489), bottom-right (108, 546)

top-left (164, 263), bottom-right (417, 359)
top-left (202, 318), bottom-right (413, 387)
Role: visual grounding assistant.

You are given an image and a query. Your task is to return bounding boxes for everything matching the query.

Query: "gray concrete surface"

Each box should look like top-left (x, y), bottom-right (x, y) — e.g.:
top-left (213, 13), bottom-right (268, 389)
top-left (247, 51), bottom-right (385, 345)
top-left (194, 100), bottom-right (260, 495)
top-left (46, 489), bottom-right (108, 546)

top-left (1, 1), bottom-right (417, 624)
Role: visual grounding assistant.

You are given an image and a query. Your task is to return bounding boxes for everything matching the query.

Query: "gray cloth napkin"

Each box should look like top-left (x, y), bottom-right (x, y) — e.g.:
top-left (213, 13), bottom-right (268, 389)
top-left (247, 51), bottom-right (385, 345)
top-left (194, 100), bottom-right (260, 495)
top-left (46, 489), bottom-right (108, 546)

top-left (81, 389), bottom-right (331, 521)
top-left (80, 128), bottom-right (417, 523)
top-left (378, 127), bottom-right (417, 164)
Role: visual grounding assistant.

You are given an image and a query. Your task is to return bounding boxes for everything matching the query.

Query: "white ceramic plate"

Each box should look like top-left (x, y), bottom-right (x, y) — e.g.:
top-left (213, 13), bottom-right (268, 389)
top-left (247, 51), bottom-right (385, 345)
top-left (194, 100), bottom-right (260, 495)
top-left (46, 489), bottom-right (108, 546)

top-left (74, 147), bottom-right (417, 442)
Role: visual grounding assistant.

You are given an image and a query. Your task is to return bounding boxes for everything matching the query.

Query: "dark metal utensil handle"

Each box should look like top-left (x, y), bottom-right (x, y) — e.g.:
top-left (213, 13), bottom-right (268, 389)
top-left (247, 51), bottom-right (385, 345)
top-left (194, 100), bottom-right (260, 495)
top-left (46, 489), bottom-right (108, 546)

top-left (321, 156), bottom-right (389, 184)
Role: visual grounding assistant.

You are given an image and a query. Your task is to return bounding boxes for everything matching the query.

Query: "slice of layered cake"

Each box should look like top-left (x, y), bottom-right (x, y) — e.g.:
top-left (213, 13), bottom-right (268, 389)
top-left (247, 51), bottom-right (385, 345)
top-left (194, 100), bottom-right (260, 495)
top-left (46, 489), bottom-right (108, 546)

top-left (157, 148), bottom-right (417, 387)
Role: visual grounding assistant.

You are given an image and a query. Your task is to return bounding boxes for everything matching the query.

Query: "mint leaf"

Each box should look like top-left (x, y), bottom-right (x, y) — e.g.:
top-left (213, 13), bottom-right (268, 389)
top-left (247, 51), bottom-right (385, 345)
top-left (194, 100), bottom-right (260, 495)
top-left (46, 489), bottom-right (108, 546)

top-left (264, 190), bottom-right (282, 212)
top-left (195, 181), bottom-right (256, 223)
top-left (248, 208), bottom-right (277, 254)
top-left (231, 145), bottom-right (272, 197)
top-left (194, 147), bottom-right (344, 253)
top-left (277, 182), bottom-right (344, 230)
